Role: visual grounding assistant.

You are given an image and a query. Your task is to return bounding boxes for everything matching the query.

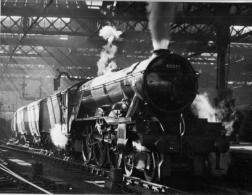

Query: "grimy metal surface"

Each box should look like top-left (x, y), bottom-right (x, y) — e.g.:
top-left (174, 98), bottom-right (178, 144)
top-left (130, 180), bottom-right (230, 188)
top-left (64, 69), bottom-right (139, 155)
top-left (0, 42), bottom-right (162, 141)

top-left (79, 55), bottom-right (153, 110)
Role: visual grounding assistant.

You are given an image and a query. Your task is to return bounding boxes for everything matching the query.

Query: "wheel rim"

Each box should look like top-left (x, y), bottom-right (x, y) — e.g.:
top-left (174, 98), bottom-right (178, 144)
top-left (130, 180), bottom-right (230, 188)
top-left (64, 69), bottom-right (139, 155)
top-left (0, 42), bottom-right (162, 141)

top-left (143, 152), bottom-right (157, 182)
top-left (93, 141), bottom-right (106, 167)
top-left (124, 153), bottom-right (134, 176)
top-left (81, 134), bottom-right (92, 163)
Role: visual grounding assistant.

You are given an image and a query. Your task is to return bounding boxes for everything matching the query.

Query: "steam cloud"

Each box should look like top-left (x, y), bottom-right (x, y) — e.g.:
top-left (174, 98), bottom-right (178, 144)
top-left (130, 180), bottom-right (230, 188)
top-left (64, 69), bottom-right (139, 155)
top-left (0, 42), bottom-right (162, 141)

top-left (50, 124), bottom-right (68, 149)
top-left (191, 93), bottom-right (219, 123)
top-left (147, 2), bottom-right (176, 50)
top-left (97, 26), bottom-right (122, 76)
top-left (191, 93), bottom-right (236, 136)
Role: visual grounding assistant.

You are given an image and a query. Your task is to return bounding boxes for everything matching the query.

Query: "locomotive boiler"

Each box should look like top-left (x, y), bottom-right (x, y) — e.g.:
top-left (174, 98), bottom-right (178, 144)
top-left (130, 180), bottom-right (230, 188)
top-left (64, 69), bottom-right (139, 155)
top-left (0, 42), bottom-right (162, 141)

top-left (11, 49), bottom-right (229, 181)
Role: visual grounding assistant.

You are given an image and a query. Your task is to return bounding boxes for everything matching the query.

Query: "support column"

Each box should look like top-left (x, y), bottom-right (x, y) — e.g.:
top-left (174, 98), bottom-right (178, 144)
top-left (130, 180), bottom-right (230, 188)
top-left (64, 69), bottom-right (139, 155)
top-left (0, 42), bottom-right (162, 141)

top-left (215, 21), bottom-right (230, 101)
top-left (22, 16), bottom-right (30, 33)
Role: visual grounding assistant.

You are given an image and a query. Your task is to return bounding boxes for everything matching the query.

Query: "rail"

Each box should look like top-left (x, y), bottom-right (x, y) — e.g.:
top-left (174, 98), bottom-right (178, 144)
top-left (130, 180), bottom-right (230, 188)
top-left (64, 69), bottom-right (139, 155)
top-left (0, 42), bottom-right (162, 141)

top-left (0, 160), bottom-right (52, 194)
top-left (1, 142), bottom-right (180, 194)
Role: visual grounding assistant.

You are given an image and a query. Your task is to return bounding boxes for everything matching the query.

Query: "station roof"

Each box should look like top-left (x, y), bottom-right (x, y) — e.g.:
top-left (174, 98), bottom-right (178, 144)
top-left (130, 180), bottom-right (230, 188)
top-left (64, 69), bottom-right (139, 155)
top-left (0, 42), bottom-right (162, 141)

top-left (1, 1), bottom-right (252, 78)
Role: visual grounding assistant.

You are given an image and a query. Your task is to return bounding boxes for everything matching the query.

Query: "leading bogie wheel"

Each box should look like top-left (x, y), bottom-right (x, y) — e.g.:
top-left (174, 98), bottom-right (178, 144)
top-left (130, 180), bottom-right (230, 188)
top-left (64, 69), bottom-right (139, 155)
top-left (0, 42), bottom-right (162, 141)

top-left (124, 153), bottom-right (135, 177)
top-left (143, 152), bottom-right (158, 182)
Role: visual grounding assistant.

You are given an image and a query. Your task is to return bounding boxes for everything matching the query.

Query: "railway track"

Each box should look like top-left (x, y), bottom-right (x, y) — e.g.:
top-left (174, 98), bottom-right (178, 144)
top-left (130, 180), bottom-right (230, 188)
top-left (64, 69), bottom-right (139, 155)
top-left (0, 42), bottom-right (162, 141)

top-left (0, 142), bottom-right (181, 194)
top-left (2, 142), bottom-right (251, 194)
top-left (0, 158), bottom-right (53, 194)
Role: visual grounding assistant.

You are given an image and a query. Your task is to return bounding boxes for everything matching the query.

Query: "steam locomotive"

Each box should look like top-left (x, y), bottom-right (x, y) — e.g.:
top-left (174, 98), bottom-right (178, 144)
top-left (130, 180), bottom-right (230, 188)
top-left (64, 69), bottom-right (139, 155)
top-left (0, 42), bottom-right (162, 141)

top-left (11, 49), bottom-right (229, 181)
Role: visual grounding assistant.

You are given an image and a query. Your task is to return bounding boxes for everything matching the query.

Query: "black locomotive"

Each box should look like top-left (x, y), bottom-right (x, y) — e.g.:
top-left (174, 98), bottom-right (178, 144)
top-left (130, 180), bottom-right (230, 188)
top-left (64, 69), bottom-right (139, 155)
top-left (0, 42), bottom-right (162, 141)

top-left (11, 49), bottom-right (229, 181)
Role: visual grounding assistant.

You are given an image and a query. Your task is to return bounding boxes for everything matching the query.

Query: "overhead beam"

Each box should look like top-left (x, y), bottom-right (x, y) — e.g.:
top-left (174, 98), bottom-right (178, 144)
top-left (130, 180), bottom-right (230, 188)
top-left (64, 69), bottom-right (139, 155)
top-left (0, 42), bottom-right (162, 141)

top-left (0, 34), bottom-right (99, 48)
top-left (1, 6), bottom-right (102, 19)
top-left (0, 26), bottom-right (215, 41)
top-left (0, 50), bottom-right (219, 67)
top-left (2, 3), bottom-right (252, 26)
top-left (1, 14), bottom-right (251, 46)
top-left (0, 39), bottom-right (216, 57)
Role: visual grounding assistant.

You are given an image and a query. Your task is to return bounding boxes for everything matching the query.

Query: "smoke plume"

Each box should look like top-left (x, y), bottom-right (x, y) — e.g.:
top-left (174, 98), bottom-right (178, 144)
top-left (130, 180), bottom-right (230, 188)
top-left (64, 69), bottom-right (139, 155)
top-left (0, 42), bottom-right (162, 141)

top-left (97, 26), bottom-right (122, 76)
top-left (147, 2), bottom-right (176, 50)
top-left (50, 124), bottom-right (68, 149)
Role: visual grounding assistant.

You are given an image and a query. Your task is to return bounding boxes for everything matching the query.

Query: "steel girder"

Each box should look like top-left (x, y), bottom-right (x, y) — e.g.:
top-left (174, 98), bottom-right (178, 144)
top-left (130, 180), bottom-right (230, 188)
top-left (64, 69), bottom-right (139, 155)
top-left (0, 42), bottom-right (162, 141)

top-left (2, 2), bottom-right (252, 26)
top-left (177, 3), bottom-right (252, 26)
top-left (0, 15), bottom-right (215, 39)
top-left (0, 16), bottom-right (101, 36)
top-left (1, 0), bottom-right (88, 7)
top-left (1, 2), bottom-right (252, 49)
top-left (1, 33), bottom-right (218, 54)
top-left (0, 44), bottom-right (218, 65)
top-left (1, 35), bottom-right (251, 58)
top-left (0, 44), bottom-right (241, 69)
top-left (0, 43), bottom-right (219, 63)
top-left (1, 14), bottom-right (252, 44)
top-left (1, 2), bottom-right (252, 81)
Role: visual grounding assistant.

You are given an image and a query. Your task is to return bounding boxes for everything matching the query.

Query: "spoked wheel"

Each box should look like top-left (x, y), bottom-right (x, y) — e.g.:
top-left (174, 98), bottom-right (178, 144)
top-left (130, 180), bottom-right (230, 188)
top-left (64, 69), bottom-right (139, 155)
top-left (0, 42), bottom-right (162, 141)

top-left (124, 153), bottom-right (135, 177)
top-left (93, 141), bottom-right (106, 167)
top-left (81, 134), bottom-right (93, 163)
top-left (143, 152), bottom-right (158, 182)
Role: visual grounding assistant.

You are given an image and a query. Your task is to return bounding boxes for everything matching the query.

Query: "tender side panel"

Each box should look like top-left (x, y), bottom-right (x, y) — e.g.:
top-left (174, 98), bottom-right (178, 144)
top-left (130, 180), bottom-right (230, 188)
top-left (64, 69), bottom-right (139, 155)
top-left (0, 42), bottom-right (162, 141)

top-left (27, 100), bottom-right (41, 137)
top-left (27, 103), bottom-right (35, 136)
top-left (11, 112), bottom-right (17, 136)
top-left (10, 117), bottom-right (13, 135)
top-left (47, 94), bottom-right (61, 128)
top-left (23, 107), bottom-right (31, 136)
top-left (34, 101), bottom-right (41, 136)
top-left (55, 95), bottom-right (61, 124)
top-left (15, 112), bottom-right (18, 135)
top-left (16, 109), bottom-right (22, 135)
top-left (39, 95), bottom-right (62, 133)
top-left (39, 99), bottom-right (51, 133)
top-left (16, 107), bottom-right (26, 135)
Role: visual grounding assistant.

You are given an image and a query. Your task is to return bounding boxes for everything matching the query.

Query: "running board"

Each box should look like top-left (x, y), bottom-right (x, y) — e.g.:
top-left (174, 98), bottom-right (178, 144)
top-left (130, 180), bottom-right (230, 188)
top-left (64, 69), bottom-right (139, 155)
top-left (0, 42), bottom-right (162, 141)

top-left (75, 116), bottom-right (134, 125)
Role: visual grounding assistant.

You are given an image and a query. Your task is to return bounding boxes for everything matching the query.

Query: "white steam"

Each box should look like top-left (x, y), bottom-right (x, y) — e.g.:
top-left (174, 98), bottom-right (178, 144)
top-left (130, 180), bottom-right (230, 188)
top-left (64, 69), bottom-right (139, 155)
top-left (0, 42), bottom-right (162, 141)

top-left (99, 26), bottom-right (122, 45)
top-left (223, 120), bottom-right (235, 136)
top-left (97, 26), bottom-right (122, 76)
top-left (147, 2), bottom-right (176, 50)
top-left (50, 124), bottom-right (68, 149)
top-left (192, 93), bottom-right (238, 137)
top-left (191, 93), bottom-right (219, 123)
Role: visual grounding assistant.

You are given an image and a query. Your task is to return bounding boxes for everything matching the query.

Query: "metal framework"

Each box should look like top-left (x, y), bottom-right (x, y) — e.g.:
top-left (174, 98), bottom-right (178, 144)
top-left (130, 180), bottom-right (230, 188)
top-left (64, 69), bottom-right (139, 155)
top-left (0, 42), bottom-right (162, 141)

top-left (2, 0), bottom-right (88, 8)
top-left (2, 2), bottom-right (252, 24)
top-left (0, 16), bottom-right (101, 36)
top-left (1, 1), bottom-right (252, 97)
top-left (0, 42), bottom-right (250, 57)
top-left (1, 1), bottom-right (252, 55)
top-left (1, 15), bottom-right (251, 42)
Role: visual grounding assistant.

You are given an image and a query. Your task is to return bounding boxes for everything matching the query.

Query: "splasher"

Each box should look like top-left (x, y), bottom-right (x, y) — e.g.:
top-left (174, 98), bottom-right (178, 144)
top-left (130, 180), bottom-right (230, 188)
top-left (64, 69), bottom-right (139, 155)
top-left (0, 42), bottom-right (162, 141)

top-left (147, 2), bottom-right (176, 50)
top-left (50, 124), bottom-right (68, 149)
top-left (97, 26), bottom-right (122, 76)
